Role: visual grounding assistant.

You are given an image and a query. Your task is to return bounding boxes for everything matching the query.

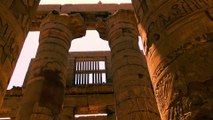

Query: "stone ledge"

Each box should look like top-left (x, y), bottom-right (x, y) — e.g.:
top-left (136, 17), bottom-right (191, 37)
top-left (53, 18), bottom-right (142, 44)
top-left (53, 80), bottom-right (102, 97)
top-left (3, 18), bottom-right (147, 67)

top-left (5, 84), bottom-right (114, 97)
top-left (31, 4), bottom-right (133, 31)
top-left (65, 84), bottom-right (114, 95)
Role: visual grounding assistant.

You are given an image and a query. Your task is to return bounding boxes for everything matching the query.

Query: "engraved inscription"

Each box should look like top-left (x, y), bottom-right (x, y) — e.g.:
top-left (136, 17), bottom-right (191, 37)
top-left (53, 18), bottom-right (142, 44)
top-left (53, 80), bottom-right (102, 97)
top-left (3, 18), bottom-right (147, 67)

top-left (155, 73), bottom-right (175, 111)
top-left (9, 0), bottom-right (35, 32)
top-left (10, 0), bottom-right (28, 19)
top-left (145, 0), bottom-right (212, 53)
top-left (159, 0), bottom-right (211, 29)
top-left (152, 34), bottom-right (209, 81)
top-left (155, 71), bottom-right (190, 119)
top-left (146, 0), bottom-right (212, 31)
top-left (0, 17), bottom-right (19, 65)
top-left (22, 0), bottom-right (36, 6)
top-left (134, 0), bottom-right (148, 23)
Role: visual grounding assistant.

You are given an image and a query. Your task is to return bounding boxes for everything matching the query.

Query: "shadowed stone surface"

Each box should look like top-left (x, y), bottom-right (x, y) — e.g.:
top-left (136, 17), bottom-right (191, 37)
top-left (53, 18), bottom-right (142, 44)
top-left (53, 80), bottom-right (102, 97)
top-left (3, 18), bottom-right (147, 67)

top-left (0, 0), bottom-right (40, 107)
top-left (16, 11), bottom-right (86, 120)
top-left (97, 9), bottom-right (160, 120)
top-left (1, 1), bottom-right (212, 120)
top-left (1, 52), bottom-right (115, 120)
top-left (132, 0), bottom-right (213, 119)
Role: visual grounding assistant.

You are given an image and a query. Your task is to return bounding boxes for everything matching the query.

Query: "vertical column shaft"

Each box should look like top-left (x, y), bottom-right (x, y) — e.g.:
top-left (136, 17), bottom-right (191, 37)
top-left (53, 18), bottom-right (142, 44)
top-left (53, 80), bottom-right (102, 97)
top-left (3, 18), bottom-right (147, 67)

top-left (16, 11), bottom-right (86, 120)
top-left (65, 57), bottom-right (75, 87)
top-left (60, 107), bottom-right (75, 120)
top-left (0, 0), bottom-right (40, 106)
top-left (97, 9), bottom-right (160, 120)
top-left (132, 0), bottom-right (213, 119)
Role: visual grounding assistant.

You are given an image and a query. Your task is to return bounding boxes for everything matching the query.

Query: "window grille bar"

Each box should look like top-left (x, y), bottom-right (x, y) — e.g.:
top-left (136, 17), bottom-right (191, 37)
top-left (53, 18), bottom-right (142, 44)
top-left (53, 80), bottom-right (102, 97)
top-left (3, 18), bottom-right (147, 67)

top-left (75, 74), bottom-right (77, 85)
top-left (100, 73), bottom-right (102, 83)
top-left (84, 74), bottom-right (86, 85)
top-left (76, 62), bottom-right (78, 71)
top-left (91, 61), bottom-right (93, 70)
top-left (97, 61), bottom-right (99, 70)
top-left (78, 62), bottom-right (81, 71)
top-left (81, 74), bottom-right (83, 85)
top-left (74, 60), bottom-right (106, 85)
top-left (92, 73), bottom-right (95, 84)
top-left (88, 61), bottom-right (90, 71)
top-left (93, 61), bottom-right (96, 70)
top-left (97, 73), bottom-right (99, 84)
top-left (78, 74), bottom-right (80, 85)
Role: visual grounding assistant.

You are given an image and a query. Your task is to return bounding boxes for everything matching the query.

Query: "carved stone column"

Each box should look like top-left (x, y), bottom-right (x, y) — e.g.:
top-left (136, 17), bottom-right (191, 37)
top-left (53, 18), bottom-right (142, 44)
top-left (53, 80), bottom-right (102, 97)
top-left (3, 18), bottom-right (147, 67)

top-left (97, 9), bottom-right (160, 120)
top-left (0, 0), bottom-right (40, 106)
top-left (132, 0), bottom-right (213, 119)
top-left (16, 11), bottom-right (86, 120)
top-left (60, 107), bottom-right (75, 120)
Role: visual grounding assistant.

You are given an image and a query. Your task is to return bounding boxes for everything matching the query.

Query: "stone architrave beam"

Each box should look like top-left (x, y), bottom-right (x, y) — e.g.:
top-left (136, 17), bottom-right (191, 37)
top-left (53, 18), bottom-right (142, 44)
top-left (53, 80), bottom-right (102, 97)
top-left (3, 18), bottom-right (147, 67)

top-left (30, 4), bottom-right (134, 31)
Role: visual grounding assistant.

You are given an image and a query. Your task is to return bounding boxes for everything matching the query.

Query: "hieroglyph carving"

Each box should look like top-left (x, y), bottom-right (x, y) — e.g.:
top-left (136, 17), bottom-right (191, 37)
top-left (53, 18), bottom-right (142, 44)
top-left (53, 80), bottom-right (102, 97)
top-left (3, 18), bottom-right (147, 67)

top-left (0, 0), bottom-right (39, 66)
top-left (132, 0), bottom-right (148, 23)
top-left (153, 34), bottom-right (210, 81)
top-left (153, 34), bottom-right (212, 119)
top-left (144, 0), bottom-right (212, 54)
top-left (8, 0), bottom-right (39, 32)
top-left (0, 17), bottom-right (19, 66)
top-left (155, 71), bottom-right (189, 120)
top-left (149, 0), bottom-right (211, 29)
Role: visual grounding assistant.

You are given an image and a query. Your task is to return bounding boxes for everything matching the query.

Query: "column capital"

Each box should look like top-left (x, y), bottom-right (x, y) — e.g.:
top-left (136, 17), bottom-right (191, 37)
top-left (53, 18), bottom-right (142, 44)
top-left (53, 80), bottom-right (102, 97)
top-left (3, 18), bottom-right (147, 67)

top-left (96, 9), bottom-right (137, 40)
top-left (41, 10), bottom-right (86, 39)
top-left (107, 9), bottom-right (136, 25)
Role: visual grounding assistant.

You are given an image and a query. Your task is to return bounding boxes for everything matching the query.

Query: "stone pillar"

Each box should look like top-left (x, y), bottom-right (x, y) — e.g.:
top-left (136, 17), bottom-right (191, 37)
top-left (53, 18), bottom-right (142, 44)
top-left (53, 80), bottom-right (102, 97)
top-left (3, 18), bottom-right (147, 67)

top-left (66, 56), bottom-right (75, 87)
top-left (132, 0), bottom-right (213, 119)
top-left (97, 10), bottom-right (160, 120)
top-left (16, 11), bottom-right (86, 120)
top-left (60, 107), bottom-right (75, 120)
top-left (0, 0), bottom-right (40, 106)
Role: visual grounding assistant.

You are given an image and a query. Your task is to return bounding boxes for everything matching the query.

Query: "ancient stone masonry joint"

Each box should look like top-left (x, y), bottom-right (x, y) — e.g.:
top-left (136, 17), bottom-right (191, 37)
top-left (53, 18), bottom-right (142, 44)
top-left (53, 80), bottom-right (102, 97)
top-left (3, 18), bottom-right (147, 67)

top-left (97, 9), bottom-right (161, 120)
top-left (132, 0), bottom-right (213, 119)
top-left (16, 11), bottom-right (86, 120)
top-left (1, 2), bottom-right (213, 120)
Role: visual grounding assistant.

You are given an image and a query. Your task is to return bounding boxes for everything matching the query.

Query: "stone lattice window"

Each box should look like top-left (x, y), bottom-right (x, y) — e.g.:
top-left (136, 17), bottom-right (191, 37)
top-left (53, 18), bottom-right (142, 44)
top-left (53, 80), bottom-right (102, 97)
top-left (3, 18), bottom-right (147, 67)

top-left (74, 59), bottom-right (106, 85)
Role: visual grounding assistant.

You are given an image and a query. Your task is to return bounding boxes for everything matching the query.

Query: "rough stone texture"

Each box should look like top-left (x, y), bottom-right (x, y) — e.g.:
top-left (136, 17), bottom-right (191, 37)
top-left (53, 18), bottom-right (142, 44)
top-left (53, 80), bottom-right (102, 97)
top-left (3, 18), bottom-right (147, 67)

top-left (0, 51), bottom-right (114, 120)
top-left (30, 4), bottom-right (134, 31)
top-left (3, 2), bottom-right (212, 119)
top-left (16, 11), bottom-right (86, 120)
top-left (1, 84), bottom-right (114, 120)
top-left (132, 0), bottom-right (213, 120)
top-left (0, 0), bottom-right (40, 107)
top-left (0, 87), bottom-right (22, 120)
top-left (60, 107), bottom-right (74, 120)
top-left (97, 9), bottom-right (160, 120)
